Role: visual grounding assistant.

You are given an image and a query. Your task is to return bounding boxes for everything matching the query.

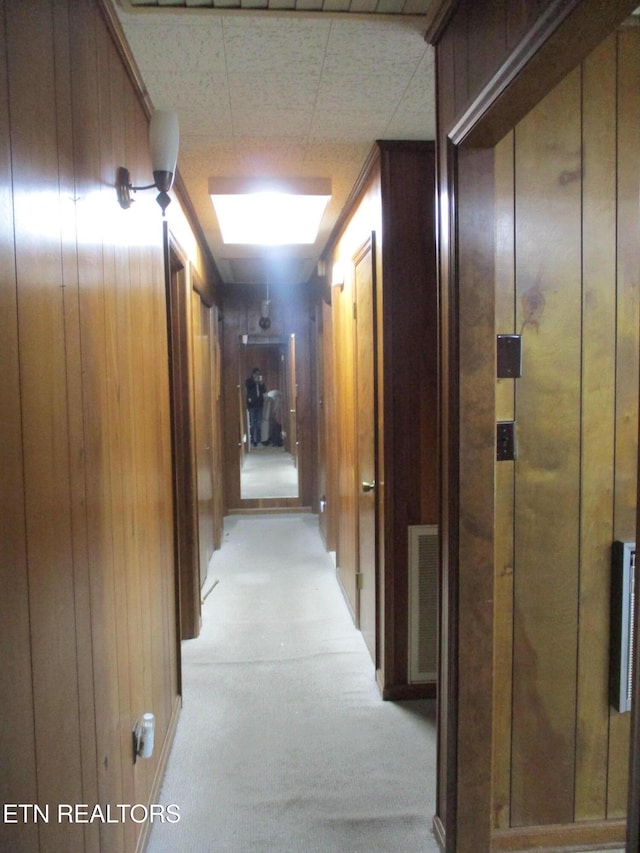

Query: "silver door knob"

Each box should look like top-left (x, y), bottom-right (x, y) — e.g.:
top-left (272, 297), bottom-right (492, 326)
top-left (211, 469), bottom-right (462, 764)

top-left (361, 480), bottom-right (375, 493)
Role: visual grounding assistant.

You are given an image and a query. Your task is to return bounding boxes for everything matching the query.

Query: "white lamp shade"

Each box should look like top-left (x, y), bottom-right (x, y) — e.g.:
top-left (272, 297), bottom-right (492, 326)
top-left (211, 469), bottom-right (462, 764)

top-left (149, 110), bottom-right (179, 191)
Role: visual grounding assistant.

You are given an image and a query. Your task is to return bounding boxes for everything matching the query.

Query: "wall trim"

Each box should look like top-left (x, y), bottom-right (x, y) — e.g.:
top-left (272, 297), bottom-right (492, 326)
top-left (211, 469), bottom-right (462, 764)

top-left (321, 143), bottom-right (380, 265)
top-left (450, 0), bottom-right (639, 149)
top-left (380, 681), bottom-right (436, 701)
top-left (491, 818), bottom-right (626, 852)
top-left (423, 0), bottom-right (458, 45)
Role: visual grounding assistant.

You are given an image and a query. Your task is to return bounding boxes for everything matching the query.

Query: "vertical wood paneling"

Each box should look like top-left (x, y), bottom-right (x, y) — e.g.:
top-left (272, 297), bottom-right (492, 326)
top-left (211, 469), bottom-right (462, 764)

top-left (434, 4), bottom-right (640, 851)
top-left (608, 25), bottom-right (640, 818)
top-left (1, 1), bottom-right (184, 849)
top-left (125, 69), bottom-right (155, 821)
top-left (451, 2), bottom-right (470, 116)
top-left (511, 67), bottom-right (582, 827)
top-left (6, 5), bottom-right (85, 850)
top-left (103, 30), bottom-right (137, 849)
top-left (467, 0), bottom-right (507, 92)
top-left (491, 27), bottom-right (639, 833)
top-left (492, 129), bottom-right (515, 831)
top-left (455, 146), bottom-right (495, 852)
top-left (378, 143), bottom-right (438, 689)
top-left (54, 0), bottom-right (100, 847)
top-left (0, 0), bottom-right (39, 849)
top-left (575, 33), bottom-right (617, 822)
top-left (321, 144), bottom-right (438, 695)
top-left (71, 1), bottom-right (125, 845)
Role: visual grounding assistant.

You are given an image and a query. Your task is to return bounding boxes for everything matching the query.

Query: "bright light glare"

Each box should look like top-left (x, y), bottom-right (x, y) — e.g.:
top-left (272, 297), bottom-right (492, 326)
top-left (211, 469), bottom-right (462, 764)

top-left (211, 192), bottom-right (330, 245)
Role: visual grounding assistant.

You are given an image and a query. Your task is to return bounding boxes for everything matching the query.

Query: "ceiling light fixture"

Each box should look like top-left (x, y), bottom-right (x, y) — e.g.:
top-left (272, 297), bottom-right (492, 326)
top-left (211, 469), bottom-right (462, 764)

top-left (209, 177), bottom-right (331, 246)
top-left (117, 110), bottom-right (180, 216)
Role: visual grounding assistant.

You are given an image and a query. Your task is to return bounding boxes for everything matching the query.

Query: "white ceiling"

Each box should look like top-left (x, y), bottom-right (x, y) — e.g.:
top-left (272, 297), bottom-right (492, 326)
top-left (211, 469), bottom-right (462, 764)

top-left (114, 1), bottom-right (436, 284)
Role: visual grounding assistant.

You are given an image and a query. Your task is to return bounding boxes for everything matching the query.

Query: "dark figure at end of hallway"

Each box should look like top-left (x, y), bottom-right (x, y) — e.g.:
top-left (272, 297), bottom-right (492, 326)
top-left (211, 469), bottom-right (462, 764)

top-left (246, 367), bottom-right (266, 447)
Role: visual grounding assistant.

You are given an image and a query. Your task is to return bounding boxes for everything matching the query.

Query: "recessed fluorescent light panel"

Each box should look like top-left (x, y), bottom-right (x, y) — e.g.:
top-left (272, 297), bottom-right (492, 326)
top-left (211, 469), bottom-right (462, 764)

top-left (209, 177), bottom-right (331, 246)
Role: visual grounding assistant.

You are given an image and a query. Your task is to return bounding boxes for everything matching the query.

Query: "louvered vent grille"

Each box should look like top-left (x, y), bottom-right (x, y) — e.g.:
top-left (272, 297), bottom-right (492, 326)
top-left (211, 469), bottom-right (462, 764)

top-left (408, 525), bottom-right (438, 683)
top-left (610, 540), bottom-right (635, 714)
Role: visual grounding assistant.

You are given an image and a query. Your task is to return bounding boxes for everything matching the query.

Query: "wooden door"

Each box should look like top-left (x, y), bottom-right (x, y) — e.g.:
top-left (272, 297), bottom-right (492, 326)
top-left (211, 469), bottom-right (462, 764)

top-left (168, 247), bottom-right (200, 639)
top-left (288, 334), bottom-right (298, 467)
top-left (354, 235), bottom-right (377, 662)
top-left (192, 290), bottom-right (215, 587)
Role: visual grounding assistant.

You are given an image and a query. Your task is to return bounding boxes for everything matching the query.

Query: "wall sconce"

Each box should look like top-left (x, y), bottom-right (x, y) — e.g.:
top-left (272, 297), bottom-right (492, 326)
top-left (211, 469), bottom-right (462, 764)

top-left (259, 299), bottom-right (271, 330)
top-left (117, 110), bottom-right (179, 216)
top-left (331, 262), bottom-right (345, 289)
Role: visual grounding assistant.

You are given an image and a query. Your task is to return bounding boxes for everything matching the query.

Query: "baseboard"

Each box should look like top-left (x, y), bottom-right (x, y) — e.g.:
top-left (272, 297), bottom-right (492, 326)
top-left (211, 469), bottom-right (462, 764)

top-left (227, 506), bottom-right (313, 515)
top-left (335, 567), bottom-right (357, 626)
top-left (491, 818), bottom-right (626, 851)
top-left (381, 681), bottom-right (437, 701)
top-left (136, 694), bottom-right (182, 853)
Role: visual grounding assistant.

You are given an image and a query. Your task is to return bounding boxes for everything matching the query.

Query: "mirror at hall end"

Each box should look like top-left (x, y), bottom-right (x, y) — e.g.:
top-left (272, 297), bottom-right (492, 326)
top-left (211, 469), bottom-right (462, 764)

top-left (239, 338), bottom-right (299, 500)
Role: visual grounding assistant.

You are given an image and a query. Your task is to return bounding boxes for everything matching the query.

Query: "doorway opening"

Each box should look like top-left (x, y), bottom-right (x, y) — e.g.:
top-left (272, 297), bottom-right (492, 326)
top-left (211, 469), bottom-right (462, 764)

top-left (239, 338), bottom-right (299, 501)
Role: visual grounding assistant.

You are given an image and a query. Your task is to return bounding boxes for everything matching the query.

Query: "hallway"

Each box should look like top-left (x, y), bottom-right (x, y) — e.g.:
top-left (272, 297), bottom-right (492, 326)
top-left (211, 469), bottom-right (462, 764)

top-left (148, 514), bottom-right (439, 853)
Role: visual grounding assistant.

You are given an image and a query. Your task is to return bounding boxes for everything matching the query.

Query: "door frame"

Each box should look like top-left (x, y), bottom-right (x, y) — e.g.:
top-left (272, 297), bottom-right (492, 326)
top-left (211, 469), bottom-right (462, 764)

top-left (165, 228), bottom-right (201, 642)
top-left (233, 336), bottom-right (304, 509)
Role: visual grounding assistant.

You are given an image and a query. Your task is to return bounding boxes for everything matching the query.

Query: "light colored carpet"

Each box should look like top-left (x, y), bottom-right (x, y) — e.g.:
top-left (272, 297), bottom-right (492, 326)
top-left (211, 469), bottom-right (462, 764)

top-left (147, 514), bottom-right (439, 853)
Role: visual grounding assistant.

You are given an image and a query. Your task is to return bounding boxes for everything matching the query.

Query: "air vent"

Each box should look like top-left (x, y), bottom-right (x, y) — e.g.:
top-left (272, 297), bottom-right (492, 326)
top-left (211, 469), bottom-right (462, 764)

top-left (408, 525), bottom-right (438, 683)
top-left (610, 540), bottom-right (635, 713)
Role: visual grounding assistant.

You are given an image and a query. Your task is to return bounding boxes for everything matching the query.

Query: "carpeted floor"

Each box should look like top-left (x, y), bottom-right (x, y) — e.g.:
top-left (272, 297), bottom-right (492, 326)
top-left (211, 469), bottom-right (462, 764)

top-left (147, 513), bottom-right (440, 853)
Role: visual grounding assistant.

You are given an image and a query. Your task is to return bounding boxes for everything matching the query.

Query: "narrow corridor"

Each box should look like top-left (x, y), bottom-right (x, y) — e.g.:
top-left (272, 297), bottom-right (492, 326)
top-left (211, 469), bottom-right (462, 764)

top-left (147, 514), bottom-right (439, 853)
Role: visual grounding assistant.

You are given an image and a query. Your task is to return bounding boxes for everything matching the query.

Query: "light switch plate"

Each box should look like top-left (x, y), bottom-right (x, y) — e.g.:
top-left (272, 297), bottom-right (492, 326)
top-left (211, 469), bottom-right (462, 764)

top-left (497, 335), bottom-right (522, 378)
top-left (497, 421), bottom-right (516, 461)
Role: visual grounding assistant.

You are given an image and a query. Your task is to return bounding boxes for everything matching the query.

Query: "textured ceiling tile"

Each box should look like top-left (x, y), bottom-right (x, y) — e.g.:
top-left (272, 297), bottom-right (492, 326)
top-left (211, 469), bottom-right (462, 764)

top-left (307, 112), bottom-right (388, 142)
top-left (222, 18), bottom-right (330, 75)
top-left (376, 0), bottom-right (405, 12)
top-left (115, 6), bottom-right (438, 285)
top-left (402, 0), bottom-right (433, 12)
top-left (382, 48), bottom-right (435, 138)
top-left (323, 17), bottom-right (427, 63)
top-left (302, 141), bottom-right (370, 164)
top-left (232, 108), bottom-right (312, 138)
top-left (350, 0), bottom-right (378, 11)
top-left (229, 76), bottom-right (318, 111)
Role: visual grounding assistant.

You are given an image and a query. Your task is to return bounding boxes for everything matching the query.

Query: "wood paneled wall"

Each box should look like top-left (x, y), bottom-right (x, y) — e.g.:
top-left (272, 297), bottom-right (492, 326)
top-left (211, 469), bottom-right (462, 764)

top-left (221, 282), bottom-right (317, 511)
top-left (320, 141), bottom-right (438, 697)
top-left (492, 29), bottom-right (639, 836)
top-left (0, 1), bottom-right (215, 849)
top-left (432, 0), bottom-right (637, 147)
top-left (430, 2), bottom-right (640, 851)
